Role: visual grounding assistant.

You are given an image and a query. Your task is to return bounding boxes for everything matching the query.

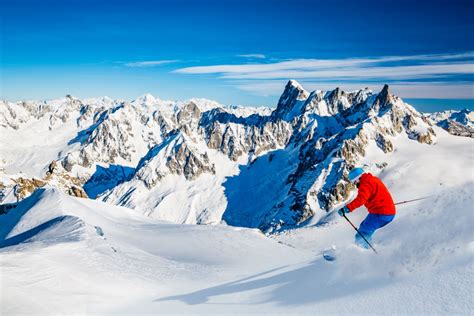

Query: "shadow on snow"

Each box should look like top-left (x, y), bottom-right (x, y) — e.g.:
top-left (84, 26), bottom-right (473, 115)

top-left (83, 164), bottom-right (135, 199)
top-left (154, 257), bottom-right (385, 306)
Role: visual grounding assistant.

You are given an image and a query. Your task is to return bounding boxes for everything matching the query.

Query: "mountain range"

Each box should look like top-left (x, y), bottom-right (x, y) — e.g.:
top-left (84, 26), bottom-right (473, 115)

top-left (1, 81), bottom-right (472, 232)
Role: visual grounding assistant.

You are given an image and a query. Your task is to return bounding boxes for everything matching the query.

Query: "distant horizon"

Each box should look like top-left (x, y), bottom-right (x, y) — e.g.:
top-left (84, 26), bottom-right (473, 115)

top-left (2, 91), bottom-right (472, 114)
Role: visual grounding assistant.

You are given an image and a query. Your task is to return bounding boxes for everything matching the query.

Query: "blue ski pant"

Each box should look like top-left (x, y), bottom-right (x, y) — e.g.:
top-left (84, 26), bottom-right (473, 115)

top-left (355, 213), bottom-right (394, 247)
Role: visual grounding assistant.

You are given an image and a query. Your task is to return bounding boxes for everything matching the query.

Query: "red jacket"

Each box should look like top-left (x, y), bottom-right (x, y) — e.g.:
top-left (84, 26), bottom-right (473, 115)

top-left (347, 173), bottom-right (396, 215)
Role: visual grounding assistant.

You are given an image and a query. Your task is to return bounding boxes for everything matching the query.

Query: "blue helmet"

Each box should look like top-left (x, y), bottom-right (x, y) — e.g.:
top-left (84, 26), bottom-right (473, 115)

top-left (348, 167), bottom-right (365, 182)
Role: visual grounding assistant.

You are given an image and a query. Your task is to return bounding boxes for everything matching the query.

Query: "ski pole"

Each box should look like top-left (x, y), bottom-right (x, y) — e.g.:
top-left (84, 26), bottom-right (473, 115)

top-left (394, 196), bottom-right (432, 206)
top-left (342, 212), bottom-right (378, 254)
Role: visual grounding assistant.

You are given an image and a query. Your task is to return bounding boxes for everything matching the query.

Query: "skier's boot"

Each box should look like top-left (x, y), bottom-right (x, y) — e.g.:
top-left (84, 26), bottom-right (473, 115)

top-left (355, 232), bottom-right (372, 250)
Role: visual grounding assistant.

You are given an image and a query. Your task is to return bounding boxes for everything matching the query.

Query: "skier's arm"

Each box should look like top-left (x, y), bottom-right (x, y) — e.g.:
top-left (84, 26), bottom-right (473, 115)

top-left (346, 182), bottom-right (371, 212)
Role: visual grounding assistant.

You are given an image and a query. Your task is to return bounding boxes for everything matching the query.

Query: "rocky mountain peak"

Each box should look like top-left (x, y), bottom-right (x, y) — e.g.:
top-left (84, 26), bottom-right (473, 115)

top-left (324, 87), bottom-right (352, 114)
top-left (130, 130), bottom-right (215, 189)
top-left (133, 93), bottom-right (157, 107)
top-left (176, 101), bottom-right (202, 130)
top-left (272, 80), bottom-right (310, 120)
top-left (372, 84), bottom-right (393, 112)
top-left (326, 87), bottom-right (341, 102)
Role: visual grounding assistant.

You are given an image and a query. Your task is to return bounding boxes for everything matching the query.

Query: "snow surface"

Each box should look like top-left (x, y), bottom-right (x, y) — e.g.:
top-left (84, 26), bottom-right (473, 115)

top-left (0, 108), bottom-right (82, 178)
top-left (1, 125), bottom-right (473, 314)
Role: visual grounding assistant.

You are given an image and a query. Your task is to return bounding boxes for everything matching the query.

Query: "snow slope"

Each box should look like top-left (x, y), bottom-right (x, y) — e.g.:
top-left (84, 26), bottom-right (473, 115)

top-left (1, 124), bottom-right (473, 314)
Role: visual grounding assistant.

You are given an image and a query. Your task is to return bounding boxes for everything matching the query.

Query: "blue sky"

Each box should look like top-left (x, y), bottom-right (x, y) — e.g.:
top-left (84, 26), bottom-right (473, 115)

top-left (1, 0), bottom-right (473, 111)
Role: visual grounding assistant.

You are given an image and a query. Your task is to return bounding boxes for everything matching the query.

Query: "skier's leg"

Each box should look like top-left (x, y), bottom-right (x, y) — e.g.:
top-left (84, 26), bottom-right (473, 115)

top-left (355, 213), bottom-right (395, 248)
top-left (355, 214), bottom-right (377, 248)
top-left (375, 214), bottom-right (395, 230)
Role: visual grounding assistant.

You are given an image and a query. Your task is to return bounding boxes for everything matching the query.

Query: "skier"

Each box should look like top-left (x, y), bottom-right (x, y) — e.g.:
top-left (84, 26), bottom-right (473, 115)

top-left (338, 167), bottom-right (396, 249)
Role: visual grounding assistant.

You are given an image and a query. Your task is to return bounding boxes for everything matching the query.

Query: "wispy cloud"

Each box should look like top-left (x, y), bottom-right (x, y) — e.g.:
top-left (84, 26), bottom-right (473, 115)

top-left (173, 52), bottom-right (474, 98)
top-left (220, 63), bottom-right (473, 80)
top-left (174, 53), bottom-right (474, 77)
top-left (125, 60), bottom-right (179, 67)
top-left (236, 54), bottom-right (266, 59)
top-left (234, 80), bottom-right (474, 99)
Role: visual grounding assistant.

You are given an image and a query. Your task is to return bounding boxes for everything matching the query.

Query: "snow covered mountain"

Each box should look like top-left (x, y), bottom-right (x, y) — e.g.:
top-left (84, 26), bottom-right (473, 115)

top-left (427, 108), bottom-right (474, 138)
top-left (0, 81), bottom-right (465, 233)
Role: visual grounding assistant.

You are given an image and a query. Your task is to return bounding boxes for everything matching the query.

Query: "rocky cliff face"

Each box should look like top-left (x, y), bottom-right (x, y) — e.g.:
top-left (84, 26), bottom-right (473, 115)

top-left (99, 81), bottom-right (437, 231)
top-left (244, 83), bottom-right (437, 232)
top-left (133, 131), bottom-right (216, 188)
top-left (0, 81), bottom-right (441, 232)
top-left (0, 160), bottom-right (88, 204)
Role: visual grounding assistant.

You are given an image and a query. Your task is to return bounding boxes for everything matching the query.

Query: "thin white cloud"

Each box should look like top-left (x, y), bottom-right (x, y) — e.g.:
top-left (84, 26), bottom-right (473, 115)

top-left (235, 80), bottom-right (474, 99)
top-left (220, 63), bottom-right (474, 80)
top-left (237, 54), bottom-right (266, 59)
top-left (125, 60), bottom-right (179, 67)
top-left (173, 52), bottom-right (474, 98)
top-left (174, 53), bottom-right (474, 77)
top-left (174, 58), bottom-right (376, 74)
